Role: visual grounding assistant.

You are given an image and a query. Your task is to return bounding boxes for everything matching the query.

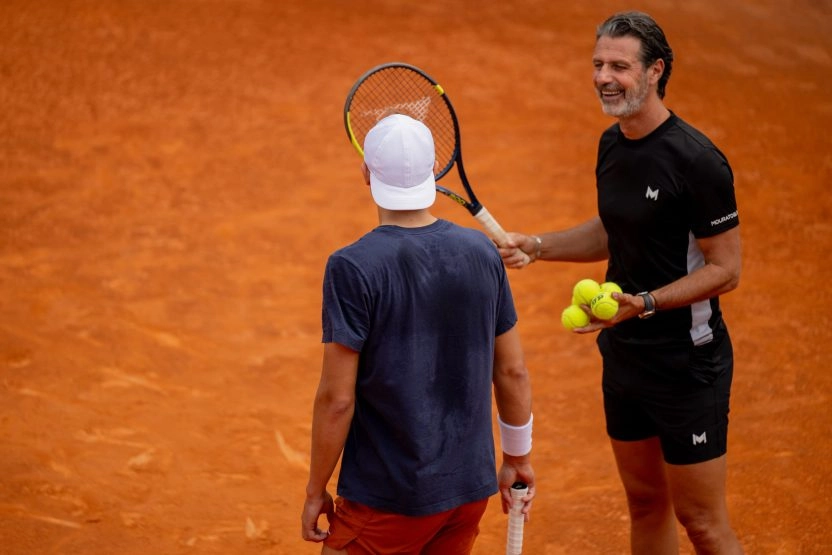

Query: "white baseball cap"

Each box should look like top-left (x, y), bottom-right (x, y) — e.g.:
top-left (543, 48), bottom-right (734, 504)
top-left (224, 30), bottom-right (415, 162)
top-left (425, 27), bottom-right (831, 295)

top-left (364, 114), bottom-right (437, 210)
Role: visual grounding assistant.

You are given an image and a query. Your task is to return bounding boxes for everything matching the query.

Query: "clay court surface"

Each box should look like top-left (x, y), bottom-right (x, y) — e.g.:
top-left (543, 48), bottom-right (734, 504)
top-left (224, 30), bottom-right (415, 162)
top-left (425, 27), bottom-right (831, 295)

top-left (2, 0), bottom-right (830, 553)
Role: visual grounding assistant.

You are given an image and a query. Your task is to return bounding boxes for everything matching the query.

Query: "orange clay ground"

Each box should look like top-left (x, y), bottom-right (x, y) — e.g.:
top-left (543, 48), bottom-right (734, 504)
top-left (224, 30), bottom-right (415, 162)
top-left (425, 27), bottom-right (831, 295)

top-left (1, 1), bottom-right (830, 553)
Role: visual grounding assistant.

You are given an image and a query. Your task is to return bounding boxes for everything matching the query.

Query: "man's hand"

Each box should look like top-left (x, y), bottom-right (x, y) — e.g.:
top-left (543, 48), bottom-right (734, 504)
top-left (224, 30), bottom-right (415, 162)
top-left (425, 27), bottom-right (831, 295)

top-left (498, 232), bottom-right (537, 269)
top-left (301, 490), bottom-right (334, 543)
top-left (498, 457), bottom-right (535, 520)
top-left (570, 292), bottom-right (645, 333)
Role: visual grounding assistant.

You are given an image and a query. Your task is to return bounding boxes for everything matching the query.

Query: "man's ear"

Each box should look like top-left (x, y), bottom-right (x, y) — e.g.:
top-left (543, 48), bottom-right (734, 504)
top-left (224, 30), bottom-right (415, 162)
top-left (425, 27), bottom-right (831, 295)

top-left (650, 58), bottom-right (665, 86)
top-left (361, 161), bottom-right (371, 186)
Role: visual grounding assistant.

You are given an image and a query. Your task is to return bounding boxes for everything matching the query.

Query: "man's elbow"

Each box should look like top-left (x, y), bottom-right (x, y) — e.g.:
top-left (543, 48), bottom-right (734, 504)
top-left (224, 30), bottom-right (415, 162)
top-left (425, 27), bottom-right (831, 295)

top-left (710, 255), bottom-right (741, 295)
top-left (315, 390), bottom-right (355, 419)
top-left (725, 262), bottom-right (741, 292)
top-left (727, 272), bottom-right (740, 292)
top-left (495, 360), bottom-right (530, 382)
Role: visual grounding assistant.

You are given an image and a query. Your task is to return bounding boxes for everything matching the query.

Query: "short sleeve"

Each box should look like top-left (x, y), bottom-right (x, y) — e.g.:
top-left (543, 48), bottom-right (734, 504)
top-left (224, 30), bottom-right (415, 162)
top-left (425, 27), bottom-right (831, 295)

top-left (321, 254), bottom-right (370, 351)
top-left (494, 260), bottom-right (518, 336)
top-left (688, 149), bottom-right (739, 238)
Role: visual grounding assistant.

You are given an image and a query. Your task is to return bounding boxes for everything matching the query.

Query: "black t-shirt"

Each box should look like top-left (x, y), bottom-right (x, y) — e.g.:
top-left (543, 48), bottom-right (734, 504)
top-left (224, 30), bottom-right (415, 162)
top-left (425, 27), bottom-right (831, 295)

top-left (596, 113), bottom-right (739, 346)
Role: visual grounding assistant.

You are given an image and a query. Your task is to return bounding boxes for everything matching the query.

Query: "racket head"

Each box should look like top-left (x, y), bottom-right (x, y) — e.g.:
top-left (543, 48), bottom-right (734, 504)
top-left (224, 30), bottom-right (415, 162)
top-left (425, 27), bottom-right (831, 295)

top-left (344, 63), bottom-right (459, 181)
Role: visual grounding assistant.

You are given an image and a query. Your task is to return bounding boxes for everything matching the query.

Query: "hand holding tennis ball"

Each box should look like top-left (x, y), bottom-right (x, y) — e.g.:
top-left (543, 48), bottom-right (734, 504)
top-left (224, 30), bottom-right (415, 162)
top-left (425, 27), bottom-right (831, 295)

top-left (590, 291), bottom-right (619, 320)
top-left (600, 281), bottom-right (622, 294)
top-left (563, 278), bottom-right (622, 330)
top-left (572, 279), bottom-right (601, 306)
top-left (561, 304), bottom-right (590, 330)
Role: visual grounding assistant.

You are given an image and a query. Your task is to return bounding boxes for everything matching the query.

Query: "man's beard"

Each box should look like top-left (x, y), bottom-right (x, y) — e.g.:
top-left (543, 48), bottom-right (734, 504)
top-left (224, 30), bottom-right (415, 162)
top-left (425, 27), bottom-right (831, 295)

top-left (597, 71), bottom-right (651, 118)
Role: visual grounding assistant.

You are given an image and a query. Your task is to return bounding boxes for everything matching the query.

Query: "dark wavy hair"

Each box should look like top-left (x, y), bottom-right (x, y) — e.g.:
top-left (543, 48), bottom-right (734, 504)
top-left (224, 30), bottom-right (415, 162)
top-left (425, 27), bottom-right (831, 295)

top-left (596, 12), bottom-right (674, 99)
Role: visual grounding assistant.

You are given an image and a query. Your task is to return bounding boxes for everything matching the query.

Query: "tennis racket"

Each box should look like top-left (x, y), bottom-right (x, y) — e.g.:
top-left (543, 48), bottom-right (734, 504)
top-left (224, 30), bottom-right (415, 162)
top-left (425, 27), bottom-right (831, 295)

top-left (507, 481), bottom-right (528, 555)
top-left (344, 62), bottom-right (528, 262)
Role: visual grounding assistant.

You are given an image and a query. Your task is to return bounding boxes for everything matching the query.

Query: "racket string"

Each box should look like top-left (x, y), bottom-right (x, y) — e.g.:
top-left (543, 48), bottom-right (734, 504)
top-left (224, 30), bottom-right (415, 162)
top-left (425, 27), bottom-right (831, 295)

top-left (348, 66), bottom-right (457, 176)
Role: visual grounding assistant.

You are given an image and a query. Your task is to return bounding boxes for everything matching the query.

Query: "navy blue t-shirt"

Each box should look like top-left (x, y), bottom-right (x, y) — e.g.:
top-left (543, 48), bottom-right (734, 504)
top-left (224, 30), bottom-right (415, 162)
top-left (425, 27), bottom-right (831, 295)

top-left (321, 219), bottom-right (517, 516)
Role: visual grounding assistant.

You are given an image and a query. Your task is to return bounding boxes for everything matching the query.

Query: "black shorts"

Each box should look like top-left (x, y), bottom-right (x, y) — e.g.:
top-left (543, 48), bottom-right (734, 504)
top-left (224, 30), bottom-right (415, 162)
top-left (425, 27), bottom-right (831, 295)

top-left (598, 325), bottom-right (734, 465)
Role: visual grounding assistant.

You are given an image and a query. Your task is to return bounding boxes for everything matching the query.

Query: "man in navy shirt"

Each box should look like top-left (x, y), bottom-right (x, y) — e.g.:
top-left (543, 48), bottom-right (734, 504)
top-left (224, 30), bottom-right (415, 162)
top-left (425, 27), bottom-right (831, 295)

top-left (501, 12), bottom-right (744, 554)
top-left (302, 114), bottom-right (535, 554)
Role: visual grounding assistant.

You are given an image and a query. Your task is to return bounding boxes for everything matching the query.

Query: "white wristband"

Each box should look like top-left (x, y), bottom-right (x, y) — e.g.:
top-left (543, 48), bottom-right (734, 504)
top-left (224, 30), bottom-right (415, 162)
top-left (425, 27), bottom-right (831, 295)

top-left (498, 414), bottom-right (533, 456)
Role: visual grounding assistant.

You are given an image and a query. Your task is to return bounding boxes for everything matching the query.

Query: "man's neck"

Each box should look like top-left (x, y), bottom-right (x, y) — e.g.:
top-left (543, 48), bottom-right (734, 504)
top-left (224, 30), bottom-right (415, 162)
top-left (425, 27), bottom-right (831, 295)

top-left (618, 100), bottom-right (671, 140)
top-left (378, 208), bottom-right (437, 228)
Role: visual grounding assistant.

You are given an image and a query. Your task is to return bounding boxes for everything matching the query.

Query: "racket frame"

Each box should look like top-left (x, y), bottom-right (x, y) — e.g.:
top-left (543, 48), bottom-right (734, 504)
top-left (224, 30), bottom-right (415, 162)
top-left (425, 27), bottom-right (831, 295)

top-left (344, 63), bottom-right (521, 250)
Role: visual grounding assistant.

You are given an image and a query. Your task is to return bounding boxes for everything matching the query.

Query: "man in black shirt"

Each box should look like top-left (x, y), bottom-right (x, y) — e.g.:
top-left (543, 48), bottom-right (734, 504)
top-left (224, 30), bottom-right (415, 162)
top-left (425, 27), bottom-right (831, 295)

top-left (501, 11), bottom-right (743, 554)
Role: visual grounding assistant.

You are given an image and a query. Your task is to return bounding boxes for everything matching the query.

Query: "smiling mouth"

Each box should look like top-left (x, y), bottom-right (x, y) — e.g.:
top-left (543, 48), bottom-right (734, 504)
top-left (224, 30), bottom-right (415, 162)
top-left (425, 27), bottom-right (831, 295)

top-left (600, 89), bottom-right (623, 99)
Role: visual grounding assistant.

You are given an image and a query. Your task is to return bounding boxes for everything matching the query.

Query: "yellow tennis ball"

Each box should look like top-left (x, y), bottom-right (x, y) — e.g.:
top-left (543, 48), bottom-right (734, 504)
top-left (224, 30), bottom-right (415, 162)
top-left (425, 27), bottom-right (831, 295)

top-left (600, 281), bottom-right (623, 294)
top-left (572, 279), bottom-right (601, 306)
top-left (590, 291), bottom-right (619, 320)
top-left (561, 304), bottom-right (590, 330)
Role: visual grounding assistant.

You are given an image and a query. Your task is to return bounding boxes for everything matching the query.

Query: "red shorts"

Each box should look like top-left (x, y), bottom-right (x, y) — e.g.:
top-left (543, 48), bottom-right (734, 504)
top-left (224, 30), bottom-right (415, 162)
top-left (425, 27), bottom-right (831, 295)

top-left (324, 496), bottom-right (489, 555)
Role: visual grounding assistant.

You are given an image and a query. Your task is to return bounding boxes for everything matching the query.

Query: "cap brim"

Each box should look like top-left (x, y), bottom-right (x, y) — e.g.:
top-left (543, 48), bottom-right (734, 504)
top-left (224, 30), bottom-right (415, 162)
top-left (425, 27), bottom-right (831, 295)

top-left (370, 172), bottom-right (436, 210)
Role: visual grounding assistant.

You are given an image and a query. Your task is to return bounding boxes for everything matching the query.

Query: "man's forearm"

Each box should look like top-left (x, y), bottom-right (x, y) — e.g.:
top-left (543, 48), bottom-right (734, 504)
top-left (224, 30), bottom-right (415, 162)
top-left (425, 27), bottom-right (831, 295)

top-left (305, 396), bottom-right (354, 498)
top-left (538, 217), bottom-right (609, 263)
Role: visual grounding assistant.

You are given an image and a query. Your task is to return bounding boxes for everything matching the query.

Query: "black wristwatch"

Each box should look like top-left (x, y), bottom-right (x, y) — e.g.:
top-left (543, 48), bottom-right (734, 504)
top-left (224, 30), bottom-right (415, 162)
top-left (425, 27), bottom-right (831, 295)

top-left (637, 292), bottom-right (657, 319)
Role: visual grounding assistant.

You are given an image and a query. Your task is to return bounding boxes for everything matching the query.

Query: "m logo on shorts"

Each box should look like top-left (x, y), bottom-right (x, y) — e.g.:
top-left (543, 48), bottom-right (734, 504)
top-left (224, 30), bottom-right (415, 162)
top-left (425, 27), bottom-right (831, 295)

top-left (645, 186), bottom-right (659, 201)
top-left (692, 432), bottom-right (707, 445)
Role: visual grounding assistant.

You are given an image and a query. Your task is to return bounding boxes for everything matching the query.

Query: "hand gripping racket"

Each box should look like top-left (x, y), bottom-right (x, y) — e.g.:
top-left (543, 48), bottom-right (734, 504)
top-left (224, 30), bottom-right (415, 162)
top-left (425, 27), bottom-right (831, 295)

top-left (507, 481), bottom-right (528, 555)
top-left (344, 62), bottom-right (528, 262)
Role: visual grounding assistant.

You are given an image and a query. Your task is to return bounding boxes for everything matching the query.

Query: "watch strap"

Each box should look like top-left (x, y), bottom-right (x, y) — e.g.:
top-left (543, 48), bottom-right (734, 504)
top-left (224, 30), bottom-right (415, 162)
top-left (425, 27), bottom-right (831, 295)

top-left (637, 291), bottom-right (656, 319)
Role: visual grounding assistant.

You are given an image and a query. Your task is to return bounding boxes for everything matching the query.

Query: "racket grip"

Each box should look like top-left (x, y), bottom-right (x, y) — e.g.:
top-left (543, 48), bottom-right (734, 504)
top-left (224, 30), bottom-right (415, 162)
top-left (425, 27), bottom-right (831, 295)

top-left (472, 207), bottom-right (532, 265)
top-left (506, 481), bottom-right (528, 555)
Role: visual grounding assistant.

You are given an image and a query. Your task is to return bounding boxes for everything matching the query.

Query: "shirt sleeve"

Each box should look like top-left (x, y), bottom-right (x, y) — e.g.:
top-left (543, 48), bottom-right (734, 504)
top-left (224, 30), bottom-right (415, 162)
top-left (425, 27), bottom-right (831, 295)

top-left (688, 148), bottom-right (740, 238)
top-left (321, 253), bottom-right (369, 352)
top-left (494, 260), bottom-right (518, 336)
